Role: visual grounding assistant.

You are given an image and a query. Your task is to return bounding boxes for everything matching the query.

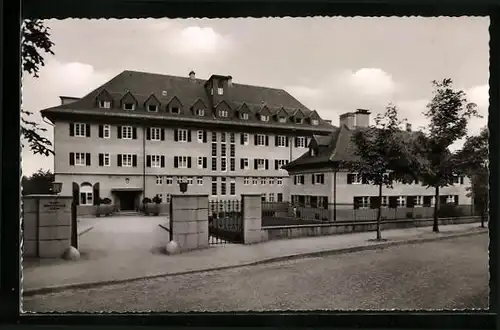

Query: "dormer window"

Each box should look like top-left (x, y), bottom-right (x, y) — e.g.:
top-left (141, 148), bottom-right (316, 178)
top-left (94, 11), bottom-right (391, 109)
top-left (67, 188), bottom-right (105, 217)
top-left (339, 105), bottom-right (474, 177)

top-left (148, 104), bottom-right (158, 112)
top-left (123, 103), bottom-right (135, 111)
top-left (196, 108), bottom-right (205, 116)
top-left (311, 148), bottom-right (318, 156)
top-left (278, 116), bottom-right (287, 123)
top-left (260, 115), bottom-right (269, 122)
top-left (219, 110), bottom-right (228, 118)
top-left (240, 113), bottom-right (249, 120)
top-left (295, 118), bottom-right (303, 124)
top-left (210, 88), bottom-right (214, 95)
top-left (311, 119), bottom-right (319, 125)
top-left (99, 100), bottom-right (111, 109)
top-left (171, 107), bottom-right (180, 114)
top-left (217, 81), bottom-right (224, 95)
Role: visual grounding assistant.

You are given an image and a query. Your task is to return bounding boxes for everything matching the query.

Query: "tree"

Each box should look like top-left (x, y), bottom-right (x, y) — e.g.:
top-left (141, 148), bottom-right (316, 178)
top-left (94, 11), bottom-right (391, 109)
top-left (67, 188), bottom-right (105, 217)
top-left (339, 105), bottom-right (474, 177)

top-left (21, 19), bottom-right (56, 156)
top-left (350, 105), bottom-right (417, 240)
top-left (415, 79), bottom-right (481, 233)
top-left (456, 127), bottom-right (489, 227)
top-left (21, 169), bottom-right (55, 196)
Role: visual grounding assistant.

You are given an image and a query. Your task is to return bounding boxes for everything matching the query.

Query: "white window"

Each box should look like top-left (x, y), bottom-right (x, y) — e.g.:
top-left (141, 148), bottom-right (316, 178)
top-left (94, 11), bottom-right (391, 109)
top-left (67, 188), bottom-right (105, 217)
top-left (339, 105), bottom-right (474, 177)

top-left (103, 153), bottom-right (110, 166)
top-left (252, 177), bottom-right (258, 185)
top-left (217, 87), bottom-right (224, 95)
top-left (356, 196), bottom-right (370, 209)
top-left (123, 103), bottom-right (135, 111)
top-left (166, 176), bottom-right (173, 185)
top-left (295, 118), bottom-right (303, 124)
top-left (413, 196), bottom-right (423, 207)
top-left (295, 175), bottom-right (305, 185)
top-left (242, 133), bottom-right (249, 145)
top-left (196, 108), bottom-right (205, 116)
top-left (277, 177), bottom-right (283, 185)
top-left (122, 126), bottom-right (133, 139)
top-left (178, 156), bottom-right (189, 168)
top-left (150, 128), bottom-right (161, 141)
top-left (260, 177), bottom-right (266, 185)
top-left (311, 149), bottom-right (316, 157)
top-left (80, 184), bottom-right (93, 205)
top-left (148, 104), bottom-right (158, 112)
top-left (99, 100), bottom-right (111, 109)
top-left (221, 132), bottom-right (226, 143)
top-left (121, 154), bottom-right (133, 167)
top-left (431, 196), bottom-right (436, 206)
top-left (242, 158), bottom-right (249, 169)
top-left (74, 123), bottom-right (87, 137)
top-left (244, 177), bottom-right (250, 185)
top-left (276, 135), bottom-right (287, 147)
top-left (166, 194), bottom-right (171, 204)
top-left (269, 177), bottom-right (275, 185)
top-left (278, 117), bottom-right (287, 123)
top-left (446, 195), bottom-right (455, 204)
top-left (75, 153), bottom-right (86, 166)
top-left (296, 137), bottom-right (306, 148)
top-left (268, 193), bottom-right (275, 202)
top-left (230, 133), bottom-right (235, 144)
top-left (381, 196), bottom-right (388, 207)
top-left (311, 119), bottom-right (319, 125)
top-left (171, 107), bottom-right (180, 114)
top-left (219, 110), bottom-right (229, 118)
top-left (156, 176), bottom-right (163, 185)
top-left (178, 129), bottom-right (188, 142)
top-left (260, 115), bottom-right (269, 122)
top-left (349, 173), bottom-right (363, 184)
top-left (241, 113), bottom-right (249, 120)
top-left (197, 177), bottom-right (203, 185)
top-left (397, 196), bottom-right (407, 207)
top-left (256, 134), bottom-right (266, 146)
top-left (151, 155), bottom-right (161, 168)
top-left (277, 159), bottom-right (288, 169)
top-left (314, 174), bottom-right (325, 184)
top-left (257, 159), bottom-right (265, 170)
top-left (230, 178), bottom-right (236, 196)
top-left (221, 158), bottom-right (227, 172)
top-left (197, 156), bottom-right (204, 168)
top-left (452, 175), bottom-right (461, 184)
top-left (197, 130), bottom-right (204, 143)
top-left (187, 177), bottom-right (193, 185)
top-left (103, 124), bottom-right (110, 138)
top-left (221, 143), bottom-right (227, 157)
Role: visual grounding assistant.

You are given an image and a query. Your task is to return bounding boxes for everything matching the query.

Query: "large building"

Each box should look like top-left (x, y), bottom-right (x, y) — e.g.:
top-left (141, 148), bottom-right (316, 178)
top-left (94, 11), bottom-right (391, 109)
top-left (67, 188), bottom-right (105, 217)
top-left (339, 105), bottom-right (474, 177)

top-left (283, 109), bottom-right (472, 220)
top-left (40, 70), bottom-right (334, 214)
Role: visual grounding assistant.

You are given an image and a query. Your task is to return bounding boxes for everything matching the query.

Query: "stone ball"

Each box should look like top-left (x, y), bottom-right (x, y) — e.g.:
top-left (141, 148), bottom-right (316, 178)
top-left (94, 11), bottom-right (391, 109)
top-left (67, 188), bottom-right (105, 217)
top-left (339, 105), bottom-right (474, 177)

top-left (62, 246), bottom-right (81, 261)
top-left (165, 240), bottom-right (180, 255)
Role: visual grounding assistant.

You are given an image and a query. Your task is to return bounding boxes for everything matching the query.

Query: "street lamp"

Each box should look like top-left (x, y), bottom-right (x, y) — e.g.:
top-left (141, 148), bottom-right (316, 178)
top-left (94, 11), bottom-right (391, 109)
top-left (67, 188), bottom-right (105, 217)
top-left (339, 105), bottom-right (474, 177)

top-left (52, 181), bottom-right (63, 195)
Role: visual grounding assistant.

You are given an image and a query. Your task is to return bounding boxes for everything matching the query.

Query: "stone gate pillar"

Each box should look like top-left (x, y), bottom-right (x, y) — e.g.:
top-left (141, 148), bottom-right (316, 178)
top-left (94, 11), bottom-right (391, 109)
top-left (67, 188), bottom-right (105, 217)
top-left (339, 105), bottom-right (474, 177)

top-left (242, 194), bottom-right (265, 244)
top-left (170, 194), bottom-right (209, 252)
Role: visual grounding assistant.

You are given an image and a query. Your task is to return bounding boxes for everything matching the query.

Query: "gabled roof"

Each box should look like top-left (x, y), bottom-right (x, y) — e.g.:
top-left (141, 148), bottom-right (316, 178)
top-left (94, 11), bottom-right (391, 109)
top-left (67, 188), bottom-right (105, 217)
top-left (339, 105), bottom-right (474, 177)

top-left (190, 98), bottom-right (207, 108)
top-left (120, 90), bottom-right (137, 104)
top-left (236, 102), bottom-right (251, 113)
top-left (144, 93), bottom-right (160, 106)
top-left (166, 95), bottom-right (183, 107)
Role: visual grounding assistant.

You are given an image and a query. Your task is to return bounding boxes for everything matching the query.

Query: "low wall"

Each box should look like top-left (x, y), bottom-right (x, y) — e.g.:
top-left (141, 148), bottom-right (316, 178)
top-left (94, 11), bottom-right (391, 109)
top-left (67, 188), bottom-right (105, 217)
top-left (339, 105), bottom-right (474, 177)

top-left (77, 204), bottom-right (118, 217)
top-left (259, 216), bottom-right (483, 242)
top-left (143, 203), bottom-right (170, 216)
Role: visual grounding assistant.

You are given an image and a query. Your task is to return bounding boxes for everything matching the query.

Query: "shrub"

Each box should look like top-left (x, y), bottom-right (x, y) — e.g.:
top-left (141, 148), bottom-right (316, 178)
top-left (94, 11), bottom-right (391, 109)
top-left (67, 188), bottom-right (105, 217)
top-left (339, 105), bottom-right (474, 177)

top-left (405, 211), bottom-right (414, 219)
top-left (438, 204), bottom-right (464, 218)
top-left (142, 197), bottom-right (152, 204)
top-left (152, 195), bottom-right (162, 204)
top-left (100, 197), bottom-right (112, 205)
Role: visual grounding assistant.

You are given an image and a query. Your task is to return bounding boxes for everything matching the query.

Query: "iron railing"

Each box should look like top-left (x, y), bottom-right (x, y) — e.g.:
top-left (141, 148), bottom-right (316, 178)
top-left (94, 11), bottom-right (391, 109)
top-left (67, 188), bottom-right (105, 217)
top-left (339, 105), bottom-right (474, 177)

top-left (261, 202), bottom-right (482, 227)
top-left (208, 199), bottom-right (243, 245)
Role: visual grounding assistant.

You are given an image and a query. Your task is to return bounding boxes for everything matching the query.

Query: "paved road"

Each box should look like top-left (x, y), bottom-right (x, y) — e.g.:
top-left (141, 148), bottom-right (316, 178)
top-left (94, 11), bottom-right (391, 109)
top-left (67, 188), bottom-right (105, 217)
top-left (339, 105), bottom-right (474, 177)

top-left (23, 234), bottom-right (489, 312)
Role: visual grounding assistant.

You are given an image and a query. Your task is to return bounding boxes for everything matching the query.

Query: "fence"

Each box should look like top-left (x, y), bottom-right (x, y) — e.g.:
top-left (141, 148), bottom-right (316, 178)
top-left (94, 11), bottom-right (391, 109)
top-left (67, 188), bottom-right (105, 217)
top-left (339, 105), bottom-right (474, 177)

top-left (208, 199), bottom-right (243, 245)
top-left (261, 202), bottom-right (482, 227)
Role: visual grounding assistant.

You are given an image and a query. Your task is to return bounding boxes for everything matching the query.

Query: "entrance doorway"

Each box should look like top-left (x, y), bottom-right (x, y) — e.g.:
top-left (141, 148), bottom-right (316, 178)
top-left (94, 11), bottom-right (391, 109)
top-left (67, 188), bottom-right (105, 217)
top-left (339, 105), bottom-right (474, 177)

top-left (113, 190), bottom-right (141, 211)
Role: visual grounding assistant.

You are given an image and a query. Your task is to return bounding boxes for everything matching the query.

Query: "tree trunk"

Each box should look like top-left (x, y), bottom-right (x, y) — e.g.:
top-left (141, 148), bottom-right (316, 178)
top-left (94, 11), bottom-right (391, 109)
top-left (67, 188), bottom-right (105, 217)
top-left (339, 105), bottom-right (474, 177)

top-left (376, 183), bottom-right (382, 240)
top-left (433, 186), bottom-right (440, 232)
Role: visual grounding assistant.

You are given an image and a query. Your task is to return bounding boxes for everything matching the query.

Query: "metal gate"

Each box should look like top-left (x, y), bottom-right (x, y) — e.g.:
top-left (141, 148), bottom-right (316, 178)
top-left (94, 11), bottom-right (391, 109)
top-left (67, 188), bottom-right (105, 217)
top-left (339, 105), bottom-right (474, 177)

top-left (208, 199), bottom-right (243, 245)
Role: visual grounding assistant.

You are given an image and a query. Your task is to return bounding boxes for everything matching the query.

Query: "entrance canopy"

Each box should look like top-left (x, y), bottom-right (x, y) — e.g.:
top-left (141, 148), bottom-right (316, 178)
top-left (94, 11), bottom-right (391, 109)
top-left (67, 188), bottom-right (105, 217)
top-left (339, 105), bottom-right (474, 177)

top-left (111, 188), bottom-right (143, 192)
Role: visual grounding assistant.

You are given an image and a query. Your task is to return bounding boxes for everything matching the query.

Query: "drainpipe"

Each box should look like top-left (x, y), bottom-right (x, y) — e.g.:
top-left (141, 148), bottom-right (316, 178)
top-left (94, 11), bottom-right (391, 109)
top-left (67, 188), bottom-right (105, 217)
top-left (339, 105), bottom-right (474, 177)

top-left (333, 168), bottom-right (337, 221)
top-left (143, 125), bottom-right (146, 206)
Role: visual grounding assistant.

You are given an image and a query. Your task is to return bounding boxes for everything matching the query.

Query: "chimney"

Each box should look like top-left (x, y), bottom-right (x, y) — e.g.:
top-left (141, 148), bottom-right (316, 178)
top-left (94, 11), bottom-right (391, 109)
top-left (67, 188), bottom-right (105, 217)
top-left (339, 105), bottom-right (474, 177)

top-left (406, 123), bottom-right (412, 132)
top-left (227, 75), bottom-right (233, 87)
top-left (339, 112), bottom-right (356, 129)
top-left (354, 109), bottom-right (370, 128)
top-left (189, 70), bottom-right (196, 80)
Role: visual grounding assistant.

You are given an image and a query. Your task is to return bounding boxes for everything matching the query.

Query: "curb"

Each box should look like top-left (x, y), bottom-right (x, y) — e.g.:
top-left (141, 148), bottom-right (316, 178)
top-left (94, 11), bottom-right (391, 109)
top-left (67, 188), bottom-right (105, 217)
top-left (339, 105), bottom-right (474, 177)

top-left (23, 228), bottom-right (488, 297)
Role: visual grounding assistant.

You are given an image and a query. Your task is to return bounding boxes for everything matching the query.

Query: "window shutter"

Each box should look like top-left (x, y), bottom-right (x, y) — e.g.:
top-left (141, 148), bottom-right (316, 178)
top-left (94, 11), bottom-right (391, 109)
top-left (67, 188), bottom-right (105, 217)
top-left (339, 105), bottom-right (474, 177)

top-left (294, 176), bottom-right (297, 185)
top-left (254, 159), bottom-right (258, 170)
top-left (132, 155), bottom-right (137, 167)
top-left (69, 152), bottom-right (75, 165)
top-left (187, 130), bottom-right (192, 142)
top-left (265, 159), bottom-right (269, 170)
top-left (240, 159), bottom-right (244, 169)
top-left (86, 153), bottom-right (91, 166)
top-left (460, 176), bottom-right (464, 184)
top-left (117, 126), bottom-right (122, 139)
top-left (187, 157), bottom-right (192, 168)
top-left (454, 195), bottom-right (459, 205)
top-left (285, 137), bottom-right (289, 147)
top-left (389, 197), bottom-right (398, 208)
top-left (161, 129), bottom-right (165, 141)
top-left (174, 156), bottom-right (178, 168)
top-left (254, 135), bottom-right (258, 145)
top-left (301, 176), bottom-right (305, 184)
top-left (275, 160), bottom-right (279, 170)
top-left (174, 129), bottom-right (179, 141)
top-left (294, 137), bottom-right (298, 147)
top-left (93, 183), bottom-right (100, 205)
top-left (275, 136), bottom-right (279, 146)
top-left (98, 125), bottom-right (104, 138)
top-left (117, 155), bottom-right (122, 167)
top-left (312, 174), bottom-right (315, 185)
top-left (86, 124), bottom-right (91, 137)
top-left (161, 156), bottom-right (165, 168)
top-left (146, 128), bottom-right (151, 140)
top-left (370, 197), bottom-right (381, 209)
top-left (203, 157), bottom-right (207, 168)
top-left (240, 133), bottom-right (244, 145)
top-left (407, 196), bottom-right (415, 208)
top-left (99, 153), bottom-right (104, 166)
top-left (69, 123), bottom-right (75, 136)
top-left (265, 135), bottom-right (269, 146)
top-left (132, 127), bottom-right (137, 139)
top-left (347, 174), bottom-right (353, 184)
top-left (146, 155), bottom-right (151, 167)
top-left (203, 131), bottom-right (207, 143)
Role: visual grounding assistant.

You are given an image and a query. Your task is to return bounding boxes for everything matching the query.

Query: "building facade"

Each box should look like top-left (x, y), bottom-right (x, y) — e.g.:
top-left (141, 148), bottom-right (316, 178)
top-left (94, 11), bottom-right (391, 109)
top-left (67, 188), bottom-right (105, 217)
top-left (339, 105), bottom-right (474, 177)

top-left (41, 70), bottom-right (334, 214)
top-left (283, 109), bottom-right (472, 220)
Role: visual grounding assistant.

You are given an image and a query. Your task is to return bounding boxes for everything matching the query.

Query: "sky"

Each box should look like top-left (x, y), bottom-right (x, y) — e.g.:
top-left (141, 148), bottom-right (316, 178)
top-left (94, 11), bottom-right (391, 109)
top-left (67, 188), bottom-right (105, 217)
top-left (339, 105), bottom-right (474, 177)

top-left (21, 17), bottom-right (490, 176)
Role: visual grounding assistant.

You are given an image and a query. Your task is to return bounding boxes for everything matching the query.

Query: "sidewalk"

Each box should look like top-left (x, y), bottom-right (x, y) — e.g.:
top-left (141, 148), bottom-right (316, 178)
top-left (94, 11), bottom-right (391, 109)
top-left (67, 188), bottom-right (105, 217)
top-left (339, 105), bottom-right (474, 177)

top-left (22, 222), bottom-right (487, 295)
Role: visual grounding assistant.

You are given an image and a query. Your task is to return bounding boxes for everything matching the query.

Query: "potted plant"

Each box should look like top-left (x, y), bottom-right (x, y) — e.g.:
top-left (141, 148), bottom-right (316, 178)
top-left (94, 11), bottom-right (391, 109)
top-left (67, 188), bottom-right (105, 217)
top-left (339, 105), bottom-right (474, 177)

top-left (142, 197), bottom-right (152, 215)
top-left (101, 197), bottom-right (113, 216)
top-left (152, 195), bottom-right (162, 216)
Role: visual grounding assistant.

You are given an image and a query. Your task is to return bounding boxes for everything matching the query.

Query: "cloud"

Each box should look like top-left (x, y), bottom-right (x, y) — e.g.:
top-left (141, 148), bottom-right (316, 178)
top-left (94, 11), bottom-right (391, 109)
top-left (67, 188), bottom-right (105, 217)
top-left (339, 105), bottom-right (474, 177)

top-left (165, 26), bottom-right (230, 57)
top-left (347, 68), bottom-right (397, 96)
